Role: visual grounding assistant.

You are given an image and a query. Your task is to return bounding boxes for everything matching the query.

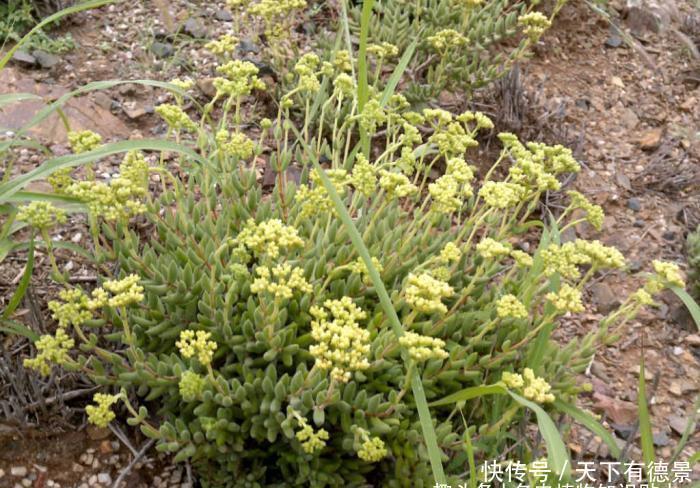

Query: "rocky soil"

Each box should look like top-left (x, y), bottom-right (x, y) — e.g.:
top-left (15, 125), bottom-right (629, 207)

top-left (0, 0), bottom-right (698, 486)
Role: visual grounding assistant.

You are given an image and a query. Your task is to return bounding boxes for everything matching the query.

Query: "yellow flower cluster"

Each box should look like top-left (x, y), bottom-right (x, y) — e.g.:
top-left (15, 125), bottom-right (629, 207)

top-left (102, 274), bottom-right (145, 307)
top-left (247, 0), bottom-right (306, 21)
top-left (479, 181), bottom-right (526, 209)
top-left (216, 130), bottom-right (256, 160)
top-left (359, 99), bottom-right (387, 135)
top-left (502, 368), bottom-right (555, 403)
top-left (429, 122), bottom-right (478, 157)
top-left (295, 417), bottom-right (329, 454)
top-left (367, 42), bottom-right (398, 59)
top-left (205, 34), bottom-right (238, 56)
top-left (85, 393), bottom-right (119, 428)
top-left (545, 284), bottom-right (584, 314)
top-left (568, 191), bottom-right (604, 231)
top-left (176, 330), bottom-right (218, 366)
top-left (476, 238), bottom-right (512, 260)
top-left (399, 331), bottom-right (449, 362)
top-left (439, 242), bottom-right (462, 264)
top-left (48, 288), bottom-right (92, 328)
top-left (214, 60), bottom-right (266, 98)
top-left (251, 263), bottom-right (312, 299)
top-left (350, 154), bottom-right (377, 197)
top-left (309, 297), bottom-right (370, 383)
top-left (296, 169), bottom-right (348, 218)
top-left (542, 240), bottom-right (625, 279)
top-left (155, 104), bottom-right (197, 132)
top-left (169, 78), bottom-right (194, 91)
top-left (235, 219), bottom-right (304, 259)
top-left (65, 151), bottom-right (148, 221)
top-left (429, 157), bottom-right (475, 213)
top-left (511, 250), bottom-right (533, 268)
top-left (23, 328), bottom-right (74, 376)
top-left (357, 434), bottom-right (388, 462)
top-left (496, 294), bottom-right (528, 319)
top-left (333, 50), bottom-right (352, 73)
top-left (457, 111), bottom-right (494, 131)
top-left (518, 12), bottom-right (552, 41)
top-left (651, 260), bottom-right (685, 289)
top-left (379, 170), bottom-right (418, 199)
top-left (67, 180), bottom-right (145, 221)
top-left (17, 201), bottom-right (67, 231)
top-left (333, 73), bottom-right (355, 98)
top-left (48, 168), bottom-right (72, 192)
top-left (427, 29), bottom-right (467, 52)
top-left (348, 256), bottom-right (383, 285)
top-left (179, 370), bottom-right (206, 402)
top-left (67, 130), bottom-right (102, 154)
top-left (404, 273), bottom-right (454, 314)
top-left (48, 276), bottom-right (143, 329)
top-left (631, 288), bottom-right (655, 306)
top-left (293, 53), bottom-right (323, 93)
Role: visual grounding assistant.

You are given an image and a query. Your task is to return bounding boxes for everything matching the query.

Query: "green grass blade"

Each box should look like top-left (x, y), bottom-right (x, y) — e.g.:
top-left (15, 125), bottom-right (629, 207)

top-left (671, 395), bottom-right (699, 463)
top-left (430, 384), bottom-right (507, 407)
top-left (509, 392), bottom-right (571, 478)
top-left (671, 286), bottom-right (700, 331)
top-left (308, 151), bottom-right (446, 483)
top-left (0, 139), bottom-right (204, 203)
top-left (638, 353), bottom-right (655, 468)
top-left (5, 191), bottom-right (88, 212)
top-left (0, 93), bottom-right (43, 109)
top-left (2, 236), bottom-right (34, 319)
top-left (12, 238), bottom-right (95, 261)
top-left (553, 400), bottom-right (621, 458)
top-left (458, 409), bottom-right (477, 488)
top-left (0, 0), bottom-right (115, 72)
top-left (356, 0), bottom-right (375, 157)
top-left (13, 80), bottom-right (195, 139)
top-left (380, 39), bottom-right (418, 107)
top-left (0, 319), bottom-right (40, 342)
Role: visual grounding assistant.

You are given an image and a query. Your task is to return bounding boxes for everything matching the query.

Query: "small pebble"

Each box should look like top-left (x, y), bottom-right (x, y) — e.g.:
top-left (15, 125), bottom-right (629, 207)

top-left (673, 346), bottom-right (683, 355)
top-left (627, 197), bottom-right (641, 212)
top-left (10, 467), bottom-right (27, 477)
top-left (97, 473), bottom-right (112, 485)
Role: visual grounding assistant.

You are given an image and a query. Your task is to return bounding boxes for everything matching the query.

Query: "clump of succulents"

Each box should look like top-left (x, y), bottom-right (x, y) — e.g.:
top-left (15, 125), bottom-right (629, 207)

top-left (347, 0), bottom-right (563, 101)
top-left (22, 51), bottom-right (683, 487)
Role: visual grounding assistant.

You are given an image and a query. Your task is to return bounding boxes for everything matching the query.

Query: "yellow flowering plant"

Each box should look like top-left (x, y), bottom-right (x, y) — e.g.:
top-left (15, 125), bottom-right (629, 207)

top-left (12, 30), bottom-right (687, 488)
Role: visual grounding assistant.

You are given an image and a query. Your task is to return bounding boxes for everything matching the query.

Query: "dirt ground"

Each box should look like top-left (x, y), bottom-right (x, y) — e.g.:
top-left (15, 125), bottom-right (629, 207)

top-left (0, 0), bottom-right (699, 486)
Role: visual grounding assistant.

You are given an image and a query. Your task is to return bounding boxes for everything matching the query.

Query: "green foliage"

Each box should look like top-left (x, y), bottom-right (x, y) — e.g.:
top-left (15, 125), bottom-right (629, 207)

top-left (345, 0), bottom-right (563, 102)
top-left (14, 49), bottom-right (681, 484)
top-left (688, 227), bottom-right (700, 301)
top-left (0, 0), bottom-right (35, 44)
top-left (0, 0), bottom-right (76, 53)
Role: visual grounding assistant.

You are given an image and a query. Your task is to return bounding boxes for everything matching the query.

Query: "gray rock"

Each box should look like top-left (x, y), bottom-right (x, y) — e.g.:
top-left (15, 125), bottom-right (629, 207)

top-left (653, 431), bottom-right (670, 447)
top-left (10, 467), bottom-right (27, 477)
top-left (627, 197), bottom-right (641, 212)
top-left (184, 18), bottom-right (207, 38)
top-left (150, 42), bottom-right (173, 58)
top-left (591, 283), bottom-right (621, 314)
top-left (214, 9), bottom-right (233, 21)
top-left (237, 39), bottom-right (260, 55)
top-left (11, 50), bottom-right (36, 67)
top-left (97, 473), bottom-right (112, 484)
top-left (605, 34), bottom-right (623, 48)
top-left (32, 50), bottom-right (60, 69)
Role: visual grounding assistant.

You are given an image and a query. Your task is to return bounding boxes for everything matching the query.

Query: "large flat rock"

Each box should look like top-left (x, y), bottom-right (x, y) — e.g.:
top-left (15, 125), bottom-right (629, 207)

top-left (0, 67), bottom-right (129, 144)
